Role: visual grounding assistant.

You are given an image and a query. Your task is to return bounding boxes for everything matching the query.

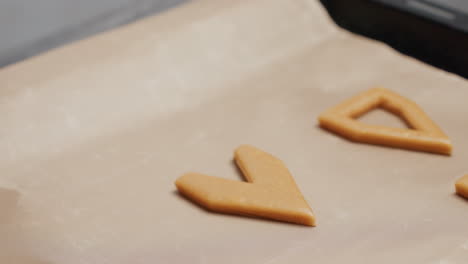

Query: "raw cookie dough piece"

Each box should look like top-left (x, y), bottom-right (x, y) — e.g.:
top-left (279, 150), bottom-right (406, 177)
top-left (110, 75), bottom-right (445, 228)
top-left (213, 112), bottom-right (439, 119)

top-left (318, 87), bottom-right (452, 155)
top-left (455, 175), bottom-right (468, 199)
top-left (175, 145), bottom-right (315, 226)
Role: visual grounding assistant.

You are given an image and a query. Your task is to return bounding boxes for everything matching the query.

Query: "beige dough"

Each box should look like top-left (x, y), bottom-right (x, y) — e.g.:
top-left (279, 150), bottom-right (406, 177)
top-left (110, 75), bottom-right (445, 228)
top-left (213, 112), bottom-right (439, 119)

top-left (175, 145), bottom-right (315, 226)
top-left (455, 175), bottom-right (468, 199)
top-left (318, 88), bottom-right (452, 155)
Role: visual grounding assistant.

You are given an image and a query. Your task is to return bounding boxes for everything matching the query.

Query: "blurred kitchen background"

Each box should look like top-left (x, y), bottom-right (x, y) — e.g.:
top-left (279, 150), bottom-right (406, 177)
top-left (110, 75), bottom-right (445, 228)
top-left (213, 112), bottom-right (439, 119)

top-left (1, 0), bottom-right (467, 78)
top-left (0, 0), bottom-right (187, 67)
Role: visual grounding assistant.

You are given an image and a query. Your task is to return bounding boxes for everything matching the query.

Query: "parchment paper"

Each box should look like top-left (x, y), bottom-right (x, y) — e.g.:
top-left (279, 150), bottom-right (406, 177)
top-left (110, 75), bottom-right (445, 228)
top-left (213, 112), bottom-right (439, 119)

top-left (1, 0), bottom-right (467, 263)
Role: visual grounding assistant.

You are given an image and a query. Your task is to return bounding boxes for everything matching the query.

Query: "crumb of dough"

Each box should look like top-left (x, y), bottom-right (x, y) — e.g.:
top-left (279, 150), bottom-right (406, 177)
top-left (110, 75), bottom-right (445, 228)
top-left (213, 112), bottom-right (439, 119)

top-left (455, 175), bottom-right (468, 199)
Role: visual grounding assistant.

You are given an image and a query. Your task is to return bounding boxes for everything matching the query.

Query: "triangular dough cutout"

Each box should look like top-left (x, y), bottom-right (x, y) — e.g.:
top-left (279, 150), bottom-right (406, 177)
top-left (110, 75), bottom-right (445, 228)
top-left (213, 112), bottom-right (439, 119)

top-left (318, 88), bottom-right (452, 155)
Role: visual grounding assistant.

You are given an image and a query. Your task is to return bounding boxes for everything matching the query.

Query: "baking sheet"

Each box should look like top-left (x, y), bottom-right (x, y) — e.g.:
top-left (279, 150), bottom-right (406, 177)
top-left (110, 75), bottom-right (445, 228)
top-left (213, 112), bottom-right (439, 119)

top-left (1, 0), bottom-right (468, 263)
